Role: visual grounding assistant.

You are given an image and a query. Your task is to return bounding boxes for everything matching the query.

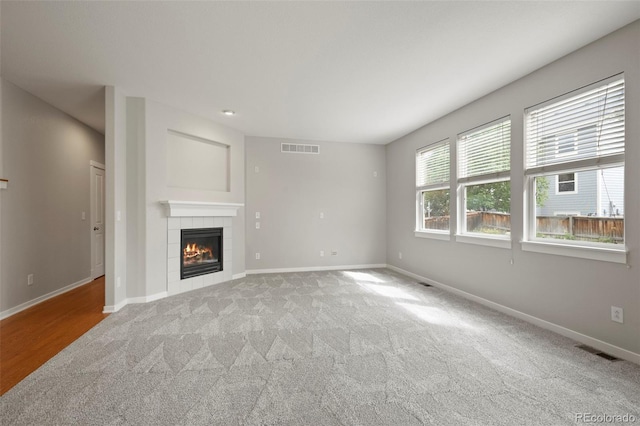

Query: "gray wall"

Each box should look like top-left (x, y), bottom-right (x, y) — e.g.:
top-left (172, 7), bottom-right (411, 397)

top-left (386, 22), bottom-right (639, 355)
top-left (0, 79), bottom-right (105, 313)
top-left (245, 137), bottom-right (386, 271)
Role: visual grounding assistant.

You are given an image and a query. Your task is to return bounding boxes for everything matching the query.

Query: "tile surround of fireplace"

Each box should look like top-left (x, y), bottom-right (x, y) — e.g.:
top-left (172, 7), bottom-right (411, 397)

top-left (167, 216), bottom-right (232, 296)
top-left (162, 201), bottom-right (242, 297)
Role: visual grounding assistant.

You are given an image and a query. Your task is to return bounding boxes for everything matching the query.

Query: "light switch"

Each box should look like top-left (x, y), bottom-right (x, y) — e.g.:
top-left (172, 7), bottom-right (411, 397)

top-left (256, 212), bottom-right (261, 219)
top-left (256, 222), bottom-right (260, 229)
top-left (81, 211), bottom-right (86, 220)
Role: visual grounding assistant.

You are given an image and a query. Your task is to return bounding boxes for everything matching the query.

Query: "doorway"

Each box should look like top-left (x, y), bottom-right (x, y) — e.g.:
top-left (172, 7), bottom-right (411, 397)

top-left (90, 162), bottom-right (105, 279)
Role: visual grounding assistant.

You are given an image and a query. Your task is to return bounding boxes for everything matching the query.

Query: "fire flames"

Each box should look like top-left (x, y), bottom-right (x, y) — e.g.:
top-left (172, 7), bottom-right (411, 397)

top-left (183, 243), bottom-right (214, 262)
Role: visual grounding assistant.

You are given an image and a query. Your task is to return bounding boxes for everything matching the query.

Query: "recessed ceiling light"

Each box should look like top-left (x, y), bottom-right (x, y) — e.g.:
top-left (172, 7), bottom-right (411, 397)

top-left (222, 110), bottom-right (235, 116)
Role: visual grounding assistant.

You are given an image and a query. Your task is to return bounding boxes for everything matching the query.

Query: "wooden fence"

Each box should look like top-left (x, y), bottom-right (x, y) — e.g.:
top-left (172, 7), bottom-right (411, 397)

top-left (424, 212), bottom-right (623, 242)
top-left (536, 215), bottom-right (623, 242)
top-left (466, 212), bottom-right (511, 234)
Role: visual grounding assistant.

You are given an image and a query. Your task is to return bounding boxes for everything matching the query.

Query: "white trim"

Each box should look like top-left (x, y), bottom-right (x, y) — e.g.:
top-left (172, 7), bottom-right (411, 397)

top-left (128, 291), bottom-right (168, 304)
top-left (386, 264), bottom-right (640, 365)
top-left (521, 240), bottom-right (627, 264)
top-left (455, 234), bottom-right (512, 249)
top-left (102, 291), bottom-right (168, 313)
top-left (160, 200), bottom-right (243, 217)
top-left (246, 264), bottom-right (387, 275)
top-left (89, 160), bottom-right (105, 170)
top-left (102, 298), bottom-right (128, 314)
top-left (232, 272), bottom-right (247, 280)
top-left (556, 172), bottom-right (578, 195)
top-left (415, 230), bottom-right (450, 241)
top-left (1, 277), bottom-right (92, 320)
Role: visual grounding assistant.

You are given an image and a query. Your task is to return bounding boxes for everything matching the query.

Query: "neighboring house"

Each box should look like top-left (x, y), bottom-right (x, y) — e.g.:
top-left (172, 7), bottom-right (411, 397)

top-left (537, 167), bottom-right (624, 217)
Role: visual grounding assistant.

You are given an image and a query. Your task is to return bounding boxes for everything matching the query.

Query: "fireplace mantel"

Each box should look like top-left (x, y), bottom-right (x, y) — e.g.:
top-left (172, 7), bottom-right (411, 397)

top-left (160, 200), bottom-right (243, 217)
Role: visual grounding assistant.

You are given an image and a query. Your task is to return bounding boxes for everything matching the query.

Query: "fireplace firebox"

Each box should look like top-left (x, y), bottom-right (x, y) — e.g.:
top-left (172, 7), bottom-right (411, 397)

top-left (181, 228), bottom-right (222, 279)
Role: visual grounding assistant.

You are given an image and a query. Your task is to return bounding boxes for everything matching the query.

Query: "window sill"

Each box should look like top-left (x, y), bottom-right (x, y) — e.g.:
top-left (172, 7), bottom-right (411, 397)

top-left (415, 230), bottom-right (450, 241)
top-left (521, 240), bottom-right (627, 264)
top-left (455, 234), bottom-right (512, 249)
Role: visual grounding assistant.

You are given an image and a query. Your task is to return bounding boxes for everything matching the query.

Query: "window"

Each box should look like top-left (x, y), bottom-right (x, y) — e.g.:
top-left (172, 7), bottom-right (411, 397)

top-left (456, 117), bottom-right (511, 242)
top-left (557, 173), bottom-right (577, 194)
top-left (524, 75), bottom-right (625, 256)
top-left (416, 139), bottom-right (450, 237)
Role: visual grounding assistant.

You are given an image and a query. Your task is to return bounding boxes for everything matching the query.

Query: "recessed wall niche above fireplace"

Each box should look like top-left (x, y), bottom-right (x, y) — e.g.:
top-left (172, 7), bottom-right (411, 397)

top-left (181, 227), bottom-right (222, 279)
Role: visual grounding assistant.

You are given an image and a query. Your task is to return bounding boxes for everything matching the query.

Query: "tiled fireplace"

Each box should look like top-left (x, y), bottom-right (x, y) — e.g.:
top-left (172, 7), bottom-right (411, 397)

top-left (162, 201), bottom-right (242, 297)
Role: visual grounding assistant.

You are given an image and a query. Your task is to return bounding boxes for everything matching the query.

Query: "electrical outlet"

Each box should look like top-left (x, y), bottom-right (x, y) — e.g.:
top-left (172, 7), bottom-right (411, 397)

top-left (254, 166), bottom-right (260, 173)
top-left (398, 252), bottom-right (402, 259)
top-left (611, 306), bottom-right (624, 323)
top-left (81, 211), bottom-right (86, 220)
top-left (255, 252), bottom-right (261, 260)
top-left (373, 171), bottom-right (378, 177)
top-left (331, 250), bottom-right (337, 256)
top-left (27, 274), bottom-right (34, 286)
top-left (256, 222), bottom-right (260, 229)
top-left (320, 250), bottom-right (324, 257)
top-left (320, 212), bottom-right (324, 219)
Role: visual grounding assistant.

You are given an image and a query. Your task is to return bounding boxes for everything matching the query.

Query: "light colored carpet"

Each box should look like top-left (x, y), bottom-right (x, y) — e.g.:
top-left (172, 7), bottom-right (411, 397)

top-left (2, 268), bottom-right (639, 425)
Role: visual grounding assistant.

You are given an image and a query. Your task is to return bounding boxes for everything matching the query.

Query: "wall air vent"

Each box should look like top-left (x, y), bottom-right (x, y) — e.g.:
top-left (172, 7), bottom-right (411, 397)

top-left (281, 143), bottom-right (320, 154)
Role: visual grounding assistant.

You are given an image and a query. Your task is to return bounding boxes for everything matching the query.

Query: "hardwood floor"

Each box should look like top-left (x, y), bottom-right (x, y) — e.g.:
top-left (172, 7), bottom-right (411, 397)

top-left (0, 277), bottom-right (108, 395)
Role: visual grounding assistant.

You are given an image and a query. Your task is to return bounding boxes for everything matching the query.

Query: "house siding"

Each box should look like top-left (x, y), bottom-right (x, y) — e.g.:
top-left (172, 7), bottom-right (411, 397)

top-left (599, 167), bottom-right (624, 216)
top-left (538, 170), bottom-right (598, 216)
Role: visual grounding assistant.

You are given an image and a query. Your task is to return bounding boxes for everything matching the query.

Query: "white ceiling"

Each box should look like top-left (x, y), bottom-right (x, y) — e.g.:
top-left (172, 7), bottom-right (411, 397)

top-left (2, 1), bottom-right (639, 144)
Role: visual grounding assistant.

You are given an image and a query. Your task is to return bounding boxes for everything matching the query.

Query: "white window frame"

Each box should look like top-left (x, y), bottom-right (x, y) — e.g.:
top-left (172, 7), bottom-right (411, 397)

top-left (523, 75), bottom-right (627, 263)
top-left (455, 117), bottom-right (511, 249)
top-left (556, 172), bottom-right (578, 195)
top-left (415, 139), bottom-right (450, 240)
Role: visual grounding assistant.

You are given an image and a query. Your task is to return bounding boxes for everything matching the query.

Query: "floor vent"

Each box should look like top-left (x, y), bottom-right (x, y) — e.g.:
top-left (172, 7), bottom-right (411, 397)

top-left (281, 143), bottom-right (320, 154)
top-left (576, 344), bottom-right (620, 361)
top-left (595, 352), bottom-right (620, 361)
top-left (418, 282), bottom-right (432, 287)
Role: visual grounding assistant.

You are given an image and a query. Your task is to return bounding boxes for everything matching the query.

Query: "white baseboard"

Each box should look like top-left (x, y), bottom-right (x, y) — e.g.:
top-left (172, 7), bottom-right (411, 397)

top-left (103, 298), bottom-right (128, 314)
top-left (232, 272), bottom-right (247, 280)
top-left (387, 264), bottom-right (640, 365)
top-left (128, 291), bottom-right (168, 304)
top-left (246, 263), bottom-right (388, 275)
top-left (1, 276), bottom-right (93, 320)
top-left (102, 291), bottom-right (168, 314)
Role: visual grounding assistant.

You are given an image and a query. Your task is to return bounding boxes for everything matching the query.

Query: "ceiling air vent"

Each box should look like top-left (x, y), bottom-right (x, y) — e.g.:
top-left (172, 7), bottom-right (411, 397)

top-left (281, 143), bottom-right (320, 154)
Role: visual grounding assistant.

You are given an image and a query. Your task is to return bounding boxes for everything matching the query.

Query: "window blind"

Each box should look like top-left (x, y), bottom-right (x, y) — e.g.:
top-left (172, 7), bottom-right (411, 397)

top-left (416, 140), bottom-right (449, 188)
top-left (525, 77), bottom-right (624, 173)
top-left (458, 117), bottom-right (510, 182)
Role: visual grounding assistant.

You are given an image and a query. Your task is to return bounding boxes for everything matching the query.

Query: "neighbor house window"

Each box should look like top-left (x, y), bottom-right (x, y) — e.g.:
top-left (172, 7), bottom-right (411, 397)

top-left (524, 75), bottom-right (625, 257)
top-left (456, 117), bottom-right (511, 243)
top-left (416, 139), bottom-right (450, 237)
top-left (556, 173), bottom-right (577, 194)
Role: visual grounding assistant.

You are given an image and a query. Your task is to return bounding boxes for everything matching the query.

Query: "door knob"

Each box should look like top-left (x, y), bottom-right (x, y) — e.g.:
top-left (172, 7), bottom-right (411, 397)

top-left (94, 226), bottom-right (99, 231)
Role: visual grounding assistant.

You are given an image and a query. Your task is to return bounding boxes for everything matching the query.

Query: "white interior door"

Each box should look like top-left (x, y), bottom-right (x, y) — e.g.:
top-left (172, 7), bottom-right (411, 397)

top-left (91, 165), bottom-right (105, 279)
